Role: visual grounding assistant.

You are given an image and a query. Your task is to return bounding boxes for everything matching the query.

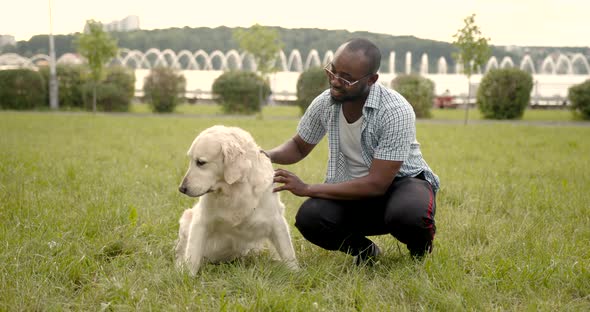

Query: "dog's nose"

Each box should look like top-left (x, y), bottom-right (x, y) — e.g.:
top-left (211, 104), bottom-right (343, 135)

top-left (179, 186), bottom-right (187, 194)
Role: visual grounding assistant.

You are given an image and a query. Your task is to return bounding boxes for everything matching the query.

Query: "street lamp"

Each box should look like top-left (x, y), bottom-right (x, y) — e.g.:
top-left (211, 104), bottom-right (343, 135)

top-left (48, 0), bottom-right (59, 109)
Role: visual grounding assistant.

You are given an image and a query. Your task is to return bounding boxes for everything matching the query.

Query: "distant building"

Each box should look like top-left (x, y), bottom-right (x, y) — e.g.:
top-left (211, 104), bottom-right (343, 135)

top-left (0, 35), bottom-right (16, 47)
top-left (104, 15), bottom-right (140, 32)
top-left (85, 15), bottom-right (140, 33)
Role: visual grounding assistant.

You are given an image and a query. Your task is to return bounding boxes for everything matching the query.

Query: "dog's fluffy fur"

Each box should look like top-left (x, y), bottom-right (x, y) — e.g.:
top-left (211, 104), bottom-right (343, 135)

top-left (176, 125), bottom-right (298, 275)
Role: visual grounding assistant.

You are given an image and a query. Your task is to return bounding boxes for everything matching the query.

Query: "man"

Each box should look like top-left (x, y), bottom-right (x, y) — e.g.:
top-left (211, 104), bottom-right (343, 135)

top-left (264, 38), bottom-right (439, 265)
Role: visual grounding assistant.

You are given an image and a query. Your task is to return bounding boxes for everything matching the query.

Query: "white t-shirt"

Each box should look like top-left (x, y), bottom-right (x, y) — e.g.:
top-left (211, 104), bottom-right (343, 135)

top-left (339, 107), bottom-right (369, 178)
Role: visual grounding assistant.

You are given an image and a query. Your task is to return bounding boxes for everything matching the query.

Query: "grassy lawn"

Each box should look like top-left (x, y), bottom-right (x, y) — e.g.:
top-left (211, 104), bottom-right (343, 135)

top-left (1, 112), bottom-right (589, 310)
top-left (130, 102), bottom-right (582, 122)
top-left (130, 103), bottom-right (302, 119)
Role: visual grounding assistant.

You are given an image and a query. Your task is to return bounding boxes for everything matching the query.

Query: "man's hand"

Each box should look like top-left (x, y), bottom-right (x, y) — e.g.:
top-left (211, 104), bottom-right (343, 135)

top-left (273, 168), bottom-right (310, 197)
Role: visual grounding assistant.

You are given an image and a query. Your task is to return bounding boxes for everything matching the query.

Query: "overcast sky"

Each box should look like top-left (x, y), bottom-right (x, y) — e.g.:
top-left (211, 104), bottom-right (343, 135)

top-left (2, 0), bottom-right (589, 47)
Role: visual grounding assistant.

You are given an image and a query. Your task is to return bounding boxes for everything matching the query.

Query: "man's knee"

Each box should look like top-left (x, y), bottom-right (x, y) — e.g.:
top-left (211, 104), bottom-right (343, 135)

top-left (387, 179), bottom-right (435, 220)
top-left (294, 198), bottom-right (323, 232)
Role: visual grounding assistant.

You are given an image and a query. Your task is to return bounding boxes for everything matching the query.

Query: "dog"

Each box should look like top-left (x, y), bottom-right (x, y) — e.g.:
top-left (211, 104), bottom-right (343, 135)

top-left (176, 125), bottom-right (298, 275)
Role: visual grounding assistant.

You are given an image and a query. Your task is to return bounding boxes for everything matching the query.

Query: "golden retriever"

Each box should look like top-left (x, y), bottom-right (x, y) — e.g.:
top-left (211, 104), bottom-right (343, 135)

top-left (176, 125), bottom-right (298, 275)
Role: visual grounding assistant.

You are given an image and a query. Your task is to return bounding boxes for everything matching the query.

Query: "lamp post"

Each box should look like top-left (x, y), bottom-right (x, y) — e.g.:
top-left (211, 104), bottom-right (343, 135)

top-left (48, 0), bottom-right (59, 109)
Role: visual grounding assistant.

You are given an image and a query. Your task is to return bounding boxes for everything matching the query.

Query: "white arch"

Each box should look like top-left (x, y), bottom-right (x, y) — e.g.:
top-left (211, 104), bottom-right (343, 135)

top-left (287, 50), bottom-right (303, 72)
top-left (571, 53), bottom-right (590, 74)
top-left (177, 50), bottom-right (198, 70)
top-left (388, 51), bottom-right (396, 74)
top-left (158, 48), bottom-right (177, 68)
top-left (519, 55), bottom-right (536, 74)
top-left (437, 57), bottom-right (447, 74)
top-left (500, 56), bottom-right (515, 69)
top-left (420, 53), bottom-right (429, 74)
top-left (225, 49), bottom-right (242, 70)
top-left (555, 54), bottom-right (573, 74)
top-left (278, 50), bottom-right (288, 71)
top-left (209, 50), bottom-right (227, 70)
top-left (541, 56), bottom-right (555, 74)
top-left (160, 49), bottom-right (178, 68)
top-left (142, 48), bottom-right (165, 69)
top-left (304, 49), bottom-right (321, 69)
top-left (239, 51), bottom-right (257, 71)
top-left (121, 53), bottom-right (143, 68)
top-left (194, 49), bottom-right (211, 70)
top-left (485, 56), bottom-right (499, 72)
top-left (405, 52), bottom-right (412, 74)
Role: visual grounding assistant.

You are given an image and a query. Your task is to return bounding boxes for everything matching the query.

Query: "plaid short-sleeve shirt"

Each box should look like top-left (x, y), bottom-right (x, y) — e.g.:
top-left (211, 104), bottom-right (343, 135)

top-left (297, 82), bottom-right (440, 193)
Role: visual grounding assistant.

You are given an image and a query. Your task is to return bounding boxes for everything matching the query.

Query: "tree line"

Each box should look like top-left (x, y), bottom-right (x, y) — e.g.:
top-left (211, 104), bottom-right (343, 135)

top-left (2, 26), bottom-right (587, 72)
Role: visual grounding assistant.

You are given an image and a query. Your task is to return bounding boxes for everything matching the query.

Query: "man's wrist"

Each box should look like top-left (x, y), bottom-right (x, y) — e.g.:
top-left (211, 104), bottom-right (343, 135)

top-left (260, 149), bottom-right (271, 160)
top-left (303, 184), bottom-right (314, 197)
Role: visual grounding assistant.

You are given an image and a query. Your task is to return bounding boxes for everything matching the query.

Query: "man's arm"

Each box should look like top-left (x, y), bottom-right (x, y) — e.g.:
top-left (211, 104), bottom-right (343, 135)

top-left (274, 158), bottom-right (402, 200)
top-left (265, 134), bottom-right (316, 165)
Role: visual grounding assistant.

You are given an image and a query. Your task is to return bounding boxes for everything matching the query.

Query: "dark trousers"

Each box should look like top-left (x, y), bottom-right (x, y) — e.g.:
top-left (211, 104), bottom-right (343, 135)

top-left (294, 174), bottom-right (436, 256)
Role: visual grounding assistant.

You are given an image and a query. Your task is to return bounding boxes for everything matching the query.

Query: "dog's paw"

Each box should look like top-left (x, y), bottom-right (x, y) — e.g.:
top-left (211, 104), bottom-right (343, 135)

top-left (186, 257), bottom-right (202, 276)
top-left (285, 260), bottom-right (300, 271)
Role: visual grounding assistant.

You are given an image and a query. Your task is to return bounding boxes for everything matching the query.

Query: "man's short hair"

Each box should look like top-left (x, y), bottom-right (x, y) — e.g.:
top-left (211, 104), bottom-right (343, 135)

top-left (343, 38), bottom-right (382, 74)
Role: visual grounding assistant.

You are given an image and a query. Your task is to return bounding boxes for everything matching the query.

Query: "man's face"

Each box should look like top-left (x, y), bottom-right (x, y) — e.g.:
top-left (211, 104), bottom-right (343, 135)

top-left (326, 49), bottom-right (375, 103)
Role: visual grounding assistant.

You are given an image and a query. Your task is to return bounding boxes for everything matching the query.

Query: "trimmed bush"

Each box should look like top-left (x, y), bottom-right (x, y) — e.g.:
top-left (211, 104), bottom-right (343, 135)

top-left (39, 64), bottom-right (87, 109)
top-left (212, 71), bottom-right (270, 115)
top-left (568, 79), bottom-right (590, 120)
top-left (81, 66), bottom-right (136, 112)
top-left (391, 74), bottom-right (434, 118)
top-left (143, 67), bottom-right (186, 113)
top-left (477, 68), bottom-right (533, 119)
top-left (0, 69), bottom-right (46, 110)
top-left (105, 66), bottom-right (135, 106)
top-left (296, 67), bottom-right (329, 115)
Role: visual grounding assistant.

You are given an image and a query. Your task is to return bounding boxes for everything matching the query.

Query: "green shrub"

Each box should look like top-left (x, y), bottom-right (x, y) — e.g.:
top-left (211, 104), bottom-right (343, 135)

top-left (105, 66), bottom-right (135, 100)
top-left (39, 65), bottom-right (87, 109)
top-left (143, 67), bottom-right (186, 113)
top-left (568, 79), bottom-right (590, 120)
top-left (296, 67), bottom-right (329, 115)
top-left (212, 71), bottom-right (270, 115)
top-left (477, 68), bottom-right (533, 119)
top-left (0, 69), bottom-right (46, 110)
top-left (391, 74), bottom-right (434, 118)
top-left (81, 66), bottom-right (136, 112)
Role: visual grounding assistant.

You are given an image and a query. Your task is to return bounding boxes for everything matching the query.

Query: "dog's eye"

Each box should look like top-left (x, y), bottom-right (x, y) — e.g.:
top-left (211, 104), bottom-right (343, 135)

top-left (196, 160), bottom-right (206, 167)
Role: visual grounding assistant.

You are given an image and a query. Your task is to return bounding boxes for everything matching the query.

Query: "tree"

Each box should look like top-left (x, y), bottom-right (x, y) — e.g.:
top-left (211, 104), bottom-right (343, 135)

top-left (76, 20), bottom-right (118, 112)
top-left (233, 24), bottom-right (283, 107)
top-left (233, 24), bottom-right (283, 76)
top-left (452, 14), bottom-right (491, 124)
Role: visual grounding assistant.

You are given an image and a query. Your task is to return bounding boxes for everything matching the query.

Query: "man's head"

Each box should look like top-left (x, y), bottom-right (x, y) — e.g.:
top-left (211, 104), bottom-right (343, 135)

top-left (325, 38), bottom-right (381, 103)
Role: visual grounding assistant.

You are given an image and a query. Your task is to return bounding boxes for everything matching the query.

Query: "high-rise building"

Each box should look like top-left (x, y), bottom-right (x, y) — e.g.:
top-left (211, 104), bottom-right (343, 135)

top-left (0, 35), bottom-right (16, 47)
top-left (85, 15), bottom-right (140, 33)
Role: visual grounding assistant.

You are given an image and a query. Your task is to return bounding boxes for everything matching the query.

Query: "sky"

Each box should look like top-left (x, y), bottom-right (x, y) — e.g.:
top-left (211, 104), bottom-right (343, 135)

top-left (1, 0), bottom-right (589, 47)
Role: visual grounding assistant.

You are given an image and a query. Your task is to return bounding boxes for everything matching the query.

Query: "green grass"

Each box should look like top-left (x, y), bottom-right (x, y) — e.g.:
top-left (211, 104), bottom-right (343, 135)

top-left (130, 103), bottom-right (582, 123)
top-left (429, 107), bottom-right (581, 121)
top-left (1, 112), bottom-right (589, 311)
top-left (129, 103), bottom-right (301, 118)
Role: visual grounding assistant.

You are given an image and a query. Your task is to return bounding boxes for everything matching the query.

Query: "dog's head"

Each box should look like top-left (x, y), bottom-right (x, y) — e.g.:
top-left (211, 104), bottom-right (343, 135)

top-left (178, 125), bottom-right (257, 197)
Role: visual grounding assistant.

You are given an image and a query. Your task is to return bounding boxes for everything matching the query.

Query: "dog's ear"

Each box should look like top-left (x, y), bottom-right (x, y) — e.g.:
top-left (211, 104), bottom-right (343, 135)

top-left (221, 139), bottom-right (252, 185)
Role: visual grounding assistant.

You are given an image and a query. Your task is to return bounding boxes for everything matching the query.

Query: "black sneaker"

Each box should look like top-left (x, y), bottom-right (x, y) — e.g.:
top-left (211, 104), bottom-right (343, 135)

top-left (354, 243), bottom-right (381, 266)
top-left (408, 240), bottom-right (433, 260)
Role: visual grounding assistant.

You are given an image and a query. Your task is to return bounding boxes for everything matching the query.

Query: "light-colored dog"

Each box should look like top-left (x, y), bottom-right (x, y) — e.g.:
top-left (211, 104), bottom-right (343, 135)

top-left (176, 125), bottom-right (298, 275)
